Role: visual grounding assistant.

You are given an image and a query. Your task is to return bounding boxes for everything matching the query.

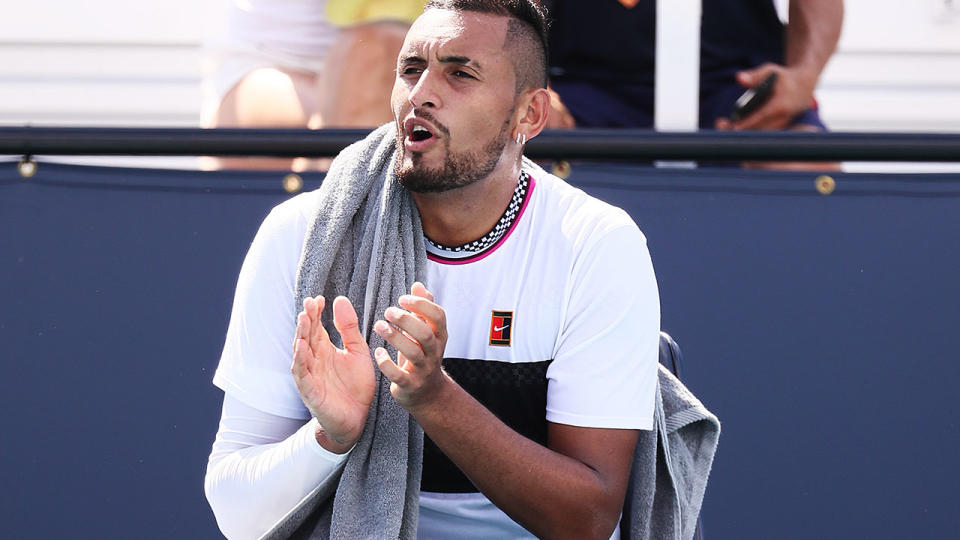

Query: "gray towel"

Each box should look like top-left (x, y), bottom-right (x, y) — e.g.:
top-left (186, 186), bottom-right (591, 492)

top-left (621, 365), bottom-right (721, 540)
top-left (263, 123), bottom-right (427, 540)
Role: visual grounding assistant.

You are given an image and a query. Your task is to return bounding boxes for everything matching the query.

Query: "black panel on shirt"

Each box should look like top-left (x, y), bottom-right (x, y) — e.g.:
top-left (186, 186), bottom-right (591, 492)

top-left (420, 358), bottom-right (553, 493)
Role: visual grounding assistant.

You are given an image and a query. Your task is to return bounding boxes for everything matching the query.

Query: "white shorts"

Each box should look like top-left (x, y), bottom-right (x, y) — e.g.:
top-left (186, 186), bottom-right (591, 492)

top-left (199, 42), bottom-right (333, 126)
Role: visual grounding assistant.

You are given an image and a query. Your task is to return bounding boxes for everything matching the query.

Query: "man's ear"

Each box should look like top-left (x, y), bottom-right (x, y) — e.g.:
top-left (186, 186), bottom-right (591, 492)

top-left (513, 87), bottom-right (551, 142)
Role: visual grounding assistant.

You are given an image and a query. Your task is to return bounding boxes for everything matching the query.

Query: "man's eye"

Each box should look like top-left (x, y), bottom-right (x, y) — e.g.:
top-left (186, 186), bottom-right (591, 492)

top-left (453, 70), bottom-right (475, 79)
top-left (402, 67), bottom-right (423, 76)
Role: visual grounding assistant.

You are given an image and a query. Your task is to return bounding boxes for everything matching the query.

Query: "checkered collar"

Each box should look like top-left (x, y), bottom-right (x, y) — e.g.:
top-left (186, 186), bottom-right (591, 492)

top-left (426, 171), bottom-right (530, 255)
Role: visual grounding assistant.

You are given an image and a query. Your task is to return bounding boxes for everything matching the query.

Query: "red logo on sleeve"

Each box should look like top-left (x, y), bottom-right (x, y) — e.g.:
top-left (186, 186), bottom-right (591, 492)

top-left (489, 310), bottom-right (513, 347)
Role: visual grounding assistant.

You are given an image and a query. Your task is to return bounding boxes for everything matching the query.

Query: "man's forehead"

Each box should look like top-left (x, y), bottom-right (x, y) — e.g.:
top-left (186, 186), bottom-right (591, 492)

top-left (402, 8), bottom-right (509, 58)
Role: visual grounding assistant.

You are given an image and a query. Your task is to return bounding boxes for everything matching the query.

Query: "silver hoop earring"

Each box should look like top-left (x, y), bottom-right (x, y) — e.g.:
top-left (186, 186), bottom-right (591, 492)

top-left (516, 133), bottom-right (526, 145)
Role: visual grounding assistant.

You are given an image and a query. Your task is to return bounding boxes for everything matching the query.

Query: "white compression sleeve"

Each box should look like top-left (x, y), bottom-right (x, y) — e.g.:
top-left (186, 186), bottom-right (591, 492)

top-left (204, 393), bottom-right (351, 540)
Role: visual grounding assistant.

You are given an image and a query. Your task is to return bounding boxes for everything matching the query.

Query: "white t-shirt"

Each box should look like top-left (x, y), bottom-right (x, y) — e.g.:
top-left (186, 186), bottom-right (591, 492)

top-left (212, 171), bottom-right (660, 538)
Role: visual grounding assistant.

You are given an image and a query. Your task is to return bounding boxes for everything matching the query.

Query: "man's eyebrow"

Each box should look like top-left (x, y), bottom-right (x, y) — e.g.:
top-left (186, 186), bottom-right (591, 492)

top-left (399, 54), bottom-right (427, 65)
top-left (398, 53), bottom-right (483, 71)
top-left (438, 55), bottom-right (482, 70)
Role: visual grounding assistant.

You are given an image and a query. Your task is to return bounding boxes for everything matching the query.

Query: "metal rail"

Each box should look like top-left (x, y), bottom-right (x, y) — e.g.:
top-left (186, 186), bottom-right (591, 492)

top-left (1, 126), bottom-right (958, 161)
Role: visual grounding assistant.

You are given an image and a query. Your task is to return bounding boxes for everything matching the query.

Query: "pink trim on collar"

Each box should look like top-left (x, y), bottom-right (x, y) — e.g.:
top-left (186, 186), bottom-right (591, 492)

top-left (426, 174), bottom-right (537, 265)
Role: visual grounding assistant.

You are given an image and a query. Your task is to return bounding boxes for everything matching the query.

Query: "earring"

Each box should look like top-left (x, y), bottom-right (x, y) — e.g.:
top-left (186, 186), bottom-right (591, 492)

top-left (516, 133), bottom-right (526, 145)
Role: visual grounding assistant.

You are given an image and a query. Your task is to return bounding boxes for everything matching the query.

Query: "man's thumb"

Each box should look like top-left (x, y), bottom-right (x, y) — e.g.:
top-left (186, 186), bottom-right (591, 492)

top-left (737, 64), bottom-right (774, 88)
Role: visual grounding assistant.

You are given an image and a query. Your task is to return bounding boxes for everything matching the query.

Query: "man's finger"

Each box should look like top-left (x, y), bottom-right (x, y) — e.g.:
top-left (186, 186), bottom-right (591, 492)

top-left (736, 62), bottom-right (777, 89)
top-left (304, 296), bottom-right (319, 319)
top-left (714, 117), bottom-right (733, 131)
top-left (410, 281), bottom-right (434, 302)
top-left (332, 296), bottom-right (366, 353)
top-left (384, 306), bottom-right (437, 351)
top-left (294, 308), bottom-right (307, 355)
top-left (736, 69), bottom-right (757, 88)
top-left (374, 319), bottom-right (427, 365)
top-left (296, 310), bottom-right (313, 353)
top-left (306, 295), bottom-right (327, 322)
top-left (397, 294), bottom-right (446, 338)
top-left (735, 101), bottom-right (787, 131)
top-left (406, 282), bottom-right (445, 338)
top-left (305, 296), bottom-right (332, 354)
top-left (399, 294), bottom-right (442, 321)
top-left (292, 337), bottom-right (314, 380)
top-left (374, 347), bottom-right (409, 383)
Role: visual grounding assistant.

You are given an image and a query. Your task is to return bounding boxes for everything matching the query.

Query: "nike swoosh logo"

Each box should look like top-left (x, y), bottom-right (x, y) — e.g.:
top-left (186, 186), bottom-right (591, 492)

top-left (494, 324), bottom-right (510, 332)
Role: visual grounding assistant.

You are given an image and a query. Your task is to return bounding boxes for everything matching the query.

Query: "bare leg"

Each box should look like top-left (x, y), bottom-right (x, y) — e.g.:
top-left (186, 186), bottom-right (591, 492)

top-left (321, 21), bottom-right (408, 128)
top-left (205, 67), bottom-right (326, 171)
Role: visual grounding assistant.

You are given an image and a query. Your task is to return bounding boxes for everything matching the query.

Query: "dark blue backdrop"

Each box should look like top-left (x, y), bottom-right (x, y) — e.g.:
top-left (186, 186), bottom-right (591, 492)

top-left (2, 160), bottom-right (958, 539)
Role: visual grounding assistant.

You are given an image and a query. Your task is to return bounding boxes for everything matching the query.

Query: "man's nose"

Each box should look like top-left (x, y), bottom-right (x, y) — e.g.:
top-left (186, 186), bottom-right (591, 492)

top-left (408, 68), bottom-right (442, 109)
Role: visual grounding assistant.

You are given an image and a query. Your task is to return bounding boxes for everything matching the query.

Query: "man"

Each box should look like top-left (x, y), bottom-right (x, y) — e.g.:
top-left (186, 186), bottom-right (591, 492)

top-left (204, 1), bottom-right (660, 538)
top-left (545, 0), bottom-right (844, 132)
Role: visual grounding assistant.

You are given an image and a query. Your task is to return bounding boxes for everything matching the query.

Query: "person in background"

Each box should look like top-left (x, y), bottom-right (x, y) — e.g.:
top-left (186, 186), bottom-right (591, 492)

top-left (201, 0), bottom-right (426, 170)
top-left (545, 0), bottom-right (844, 135)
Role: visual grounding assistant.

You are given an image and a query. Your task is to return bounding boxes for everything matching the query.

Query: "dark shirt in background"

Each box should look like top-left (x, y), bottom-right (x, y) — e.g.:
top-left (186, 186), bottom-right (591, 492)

top-left (546, 0), bottom-right (789, 128)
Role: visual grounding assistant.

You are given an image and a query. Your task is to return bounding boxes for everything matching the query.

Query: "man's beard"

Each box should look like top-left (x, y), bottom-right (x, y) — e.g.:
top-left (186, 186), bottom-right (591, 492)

top-left (395, 120), bottom-right (510, 194)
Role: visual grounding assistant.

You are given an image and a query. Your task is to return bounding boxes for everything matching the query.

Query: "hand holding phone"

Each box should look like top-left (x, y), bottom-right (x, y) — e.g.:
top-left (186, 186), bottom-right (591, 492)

top-left (730, 72), bottom-right (778, 123)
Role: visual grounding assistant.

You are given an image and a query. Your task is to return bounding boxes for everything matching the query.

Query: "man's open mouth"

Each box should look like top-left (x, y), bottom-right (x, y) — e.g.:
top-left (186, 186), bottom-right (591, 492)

top-left (410, 125), bottom-right (434, 142)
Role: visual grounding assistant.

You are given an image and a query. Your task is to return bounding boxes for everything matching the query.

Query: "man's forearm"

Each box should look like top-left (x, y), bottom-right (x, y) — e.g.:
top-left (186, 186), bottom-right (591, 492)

top-left (205, 397), bottom-right (349, 539)
top-left (373, 284), bottom-right (644, 538)
top-left (410, 375), bottom-right (637, 539)
top-left (786, 0), bottom-right (844, 82)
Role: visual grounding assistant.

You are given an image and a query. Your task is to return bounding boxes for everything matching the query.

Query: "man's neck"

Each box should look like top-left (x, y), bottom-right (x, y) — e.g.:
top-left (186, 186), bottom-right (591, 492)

top-left (412, 161), bottom-right (522, 247)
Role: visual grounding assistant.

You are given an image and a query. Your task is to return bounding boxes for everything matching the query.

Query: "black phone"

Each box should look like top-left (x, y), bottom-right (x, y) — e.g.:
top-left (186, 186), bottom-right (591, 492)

top-left (730, 72), bottom-right (778, 122)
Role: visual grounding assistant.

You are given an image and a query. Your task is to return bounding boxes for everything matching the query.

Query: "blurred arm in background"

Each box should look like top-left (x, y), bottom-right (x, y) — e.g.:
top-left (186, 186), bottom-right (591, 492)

top-left (716, 0), bottom-right (844, 131)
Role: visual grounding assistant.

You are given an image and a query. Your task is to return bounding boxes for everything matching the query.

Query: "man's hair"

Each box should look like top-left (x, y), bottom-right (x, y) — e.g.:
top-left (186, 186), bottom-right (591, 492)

top-left (424, 0), bottom-right (549, 93)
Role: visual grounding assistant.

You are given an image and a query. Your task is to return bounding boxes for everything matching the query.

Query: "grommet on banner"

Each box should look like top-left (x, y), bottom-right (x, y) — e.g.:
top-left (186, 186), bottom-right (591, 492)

top-left (18, 156), bottom-right (37, 178)
top-left (815, 175), bottom-right (836, 195)
top-left (551, 160), bottom-right (572, 179)
top-left (283, 173), bottom-right (303, 194)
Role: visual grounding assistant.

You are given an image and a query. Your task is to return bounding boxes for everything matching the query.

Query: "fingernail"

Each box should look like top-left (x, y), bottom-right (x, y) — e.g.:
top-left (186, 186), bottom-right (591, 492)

top-left (374, 320), bottom-right (389, 333)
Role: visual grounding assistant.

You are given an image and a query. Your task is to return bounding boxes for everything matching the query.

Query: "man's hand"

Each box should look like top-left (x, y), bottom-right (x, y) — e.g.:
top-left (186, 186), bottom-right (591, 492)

top-left (372, 282), bottom-right (450, 411)
top-left (715, 63), bottom-right (817, 131)
top-left (292, 295), bottom-right (376, 453)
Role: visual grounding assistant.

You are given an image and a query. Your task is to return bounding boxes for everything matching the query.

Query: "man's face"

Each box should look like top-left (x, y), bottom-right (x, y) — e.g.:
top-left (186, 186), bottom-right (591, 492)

top-left (391, 9), bottom-right (519, 193)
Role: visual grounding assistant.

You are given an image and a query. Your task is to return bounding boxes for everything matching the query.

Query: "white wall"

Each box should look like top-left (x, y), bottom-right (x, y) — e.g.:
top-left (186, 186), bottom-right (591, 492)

top-left (817, 0), bottom-right (960, 132)
top-left (0, 0), bottom-right (221, 127)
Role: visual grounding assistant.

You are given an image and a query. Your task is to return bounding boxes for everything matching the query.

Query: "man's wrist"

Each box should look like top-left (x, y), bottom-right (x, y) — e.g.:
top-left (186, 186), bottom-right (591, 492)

top-left (405, 371), bottom-right (458, 419)
top-left (785, 62), bottom-right (820, 88)
top-left (312, 420), bottom-right (358, 455)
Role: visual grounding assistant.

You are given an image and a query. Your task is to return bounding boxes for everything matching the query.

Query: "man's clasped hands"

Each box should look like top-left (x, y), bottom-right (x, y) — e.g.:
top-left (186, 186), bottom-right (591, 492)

top-left (291, 282), bottom-right (449, 453)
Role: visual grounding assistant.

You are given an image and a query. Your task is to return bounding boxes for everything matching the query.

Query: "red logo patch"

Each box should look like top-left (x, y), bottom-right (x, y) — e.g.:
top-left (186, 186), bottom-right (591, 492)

top-left (489, 310), bottom-right (513, 347)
